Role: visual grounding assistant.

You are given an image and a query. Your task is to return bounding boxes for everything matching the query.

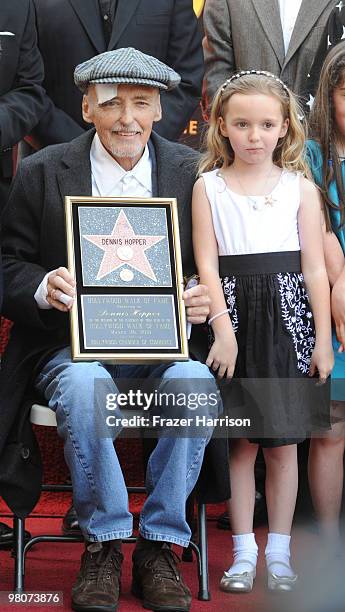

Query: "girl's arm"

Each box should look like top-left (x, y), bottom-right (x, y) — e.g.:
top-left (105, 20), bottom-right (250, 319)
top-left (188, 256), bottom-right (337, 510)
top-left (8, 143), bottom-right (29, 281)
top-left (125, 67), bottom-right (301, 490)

top-left (192, 177), bottom-right (238, 378)
top-left (298, 177), bottom-right (334, 380)
top-left (321, 215), bottom-right (345, 350)
top-left (321, 216), bottom-right (345, 288)
top-left (331, 265), bottom-right (345, 351)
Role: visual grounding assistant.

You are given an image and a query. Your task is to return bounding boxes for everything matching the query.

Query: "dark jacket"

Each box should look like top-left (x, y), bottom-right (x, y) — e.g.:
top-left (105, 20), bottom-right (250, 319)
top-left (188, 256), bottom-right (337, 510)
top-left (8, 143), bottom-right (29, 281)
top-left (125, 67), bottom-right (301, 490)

top-left (305, 3), bottom-right (345, 105)
top-left (32, 0), bottom-right (204, 145)
top-left (0, 129), bottom-right (230, 517)
top-left (0, 0), bottom-right (45, 182)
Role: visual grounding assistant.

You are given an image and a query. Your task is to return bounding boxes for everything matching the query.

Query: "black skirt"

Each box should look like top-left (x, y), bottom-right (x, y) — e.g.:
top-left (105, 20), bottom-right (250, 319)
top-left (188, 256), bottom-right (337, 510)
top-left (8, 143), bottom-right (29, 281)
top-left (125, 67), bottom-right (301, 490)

top-left (213, 251), bottom-right (330, 447)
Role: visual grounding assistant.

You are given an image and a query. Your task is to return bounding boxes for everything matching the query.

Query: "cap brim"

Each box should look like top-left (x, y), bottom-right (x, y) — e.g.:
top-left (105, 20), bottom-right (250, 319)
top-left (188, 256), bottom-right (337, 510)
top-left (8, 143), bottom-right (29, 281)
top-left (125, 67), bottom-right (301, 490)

top-left (76, 76), bottom-right (175, 92)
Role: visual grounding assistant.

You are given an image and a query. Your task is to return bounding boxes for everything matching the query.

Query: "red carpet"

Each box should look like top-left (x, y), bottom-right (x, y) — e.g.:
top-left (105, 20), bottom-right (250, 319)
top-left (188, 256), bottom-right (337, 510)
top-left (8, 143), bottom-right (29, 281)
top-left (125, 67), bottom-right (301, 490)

top-left (0, 519), bottom-right (324, 612)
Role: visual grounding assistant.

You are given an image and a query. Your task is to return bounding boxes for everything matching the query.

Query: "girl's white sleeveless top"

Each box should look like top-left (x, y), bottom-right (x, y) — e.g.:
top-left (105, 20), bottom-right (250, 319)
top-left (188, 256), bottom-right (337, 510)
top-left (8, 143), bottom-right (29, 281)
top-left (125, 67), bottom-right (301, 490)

top-left (201, 169), bottom-right (301, 256)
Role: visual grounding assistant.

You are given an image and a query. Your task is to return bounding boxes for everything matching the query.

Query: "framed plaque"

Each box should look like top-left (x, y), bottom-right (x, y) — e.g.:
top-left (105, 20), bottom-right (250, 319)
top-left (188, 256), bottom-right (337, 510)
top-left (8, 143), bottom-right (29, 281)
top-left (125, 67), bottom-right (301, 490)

top-left (65, 197), bottom-right (188, 362)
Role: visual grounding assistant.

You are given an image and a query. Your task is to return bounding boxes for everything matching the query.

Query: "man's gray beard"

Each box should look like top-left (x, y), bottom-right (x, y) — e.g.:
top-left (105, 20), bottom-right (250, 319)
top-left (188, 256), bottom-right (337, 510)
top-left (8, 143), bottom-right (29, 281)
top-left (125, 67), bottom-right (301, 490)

top-left (107, 140), bottom-right (144, 159)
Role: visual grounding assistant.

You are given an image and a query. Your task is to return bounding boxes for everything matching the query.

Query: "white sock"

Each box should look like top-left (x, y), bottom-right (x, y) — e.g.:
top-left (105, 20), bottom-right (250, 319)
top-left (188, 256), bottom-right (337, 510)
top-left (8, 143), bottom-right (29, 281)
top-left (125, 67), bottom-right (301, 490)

top-left (225, 533), bottom-right (258, 575)
top-left (265, 533), bottom-right (295, 577)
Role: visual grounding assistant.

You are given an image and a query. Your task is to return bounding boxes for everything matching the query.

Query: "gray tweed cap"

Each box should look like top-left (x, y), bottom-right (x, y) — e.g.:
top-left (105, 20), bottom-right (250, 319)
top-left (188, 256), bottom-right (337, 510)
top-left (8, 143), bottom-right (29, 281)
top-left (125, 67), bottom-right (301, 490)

top-left (74, 47), bottom-right (181, 93)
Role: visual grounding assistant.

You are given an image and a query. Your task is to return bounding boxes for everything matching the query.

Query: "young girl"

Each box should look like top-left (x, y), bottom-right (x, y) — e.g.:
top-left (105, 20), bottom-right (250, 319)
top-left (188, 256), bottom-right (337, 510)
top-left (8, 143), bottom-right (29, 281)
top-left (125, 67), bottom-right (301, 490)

top-left (192, 70), bottom-right (334, 593)
top-left (307, 41), bottom-right (345, 551)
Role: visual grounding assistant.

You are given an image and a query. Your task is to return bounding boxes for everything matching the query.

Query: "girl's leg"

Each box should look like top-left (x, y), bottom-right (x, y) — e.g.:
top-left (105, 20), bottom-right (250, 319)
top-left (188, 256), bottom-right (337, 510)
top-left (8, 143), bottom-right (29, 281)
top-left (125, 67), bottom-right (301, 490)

top-left (263, 443), bottom-right (298, 534)
top-left (227, 438), bottom-right (259, 533)
top-left (308, 401), bottom-right (345, 545)
top-left (263, 443), bottom-right (298, 578)
top-left (223, 439), bottom-right (259, 579)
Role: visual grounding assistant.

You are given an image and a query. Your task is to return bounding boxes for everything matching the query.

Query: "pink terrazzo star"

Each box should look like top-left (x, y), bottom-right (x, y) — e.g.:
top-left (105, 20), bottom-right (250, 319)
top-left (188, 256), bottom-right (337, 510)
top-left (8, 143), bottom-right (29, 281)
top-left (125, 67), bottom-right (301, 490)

top-left (83, 209), bottom-right (165, 281)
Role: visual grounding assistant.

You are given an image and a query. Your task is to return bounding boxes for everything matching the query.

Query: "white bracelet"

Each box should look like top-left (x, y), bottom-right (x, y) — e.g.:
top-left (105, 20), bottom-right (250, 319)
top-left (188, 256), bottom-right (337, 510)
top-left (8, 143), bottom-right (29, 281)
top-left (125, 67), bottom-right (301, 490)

top-left (208, 308), bottom-right (231, 326)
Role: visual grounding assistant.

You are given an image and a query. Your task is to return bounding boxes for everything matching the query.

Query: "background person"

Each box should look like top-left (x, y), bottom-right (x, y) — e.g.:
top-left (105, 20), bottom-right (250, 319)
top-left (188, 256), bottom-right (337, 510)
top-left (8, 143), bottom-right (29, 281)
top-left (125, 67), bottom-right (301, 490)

top-left (306, 41), bottom-right (345, 553)
top-left (0, 0), bottom-right (45, 549)
top-left (304, 0), bottom-right (345, 105)
top-left (31, 0), bottom-right (204, 146)
top-left (203, 0), bottom-right (337, 115)
top-left (0, 0), bottom-right (45, 211)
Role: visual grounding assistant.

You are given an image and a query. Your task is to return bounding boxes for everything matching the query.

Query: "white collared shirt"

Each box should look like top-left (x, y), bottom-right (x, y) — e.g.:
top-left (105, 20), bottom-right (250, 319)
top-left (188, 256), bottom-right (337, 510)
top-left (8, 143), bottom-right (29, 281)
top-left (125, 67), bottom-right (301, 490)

top-left (90, 132), bottom-right (152, 197)
top-left (34, 133), bottom-right (153, 308)
top-left (278, 0), bottom-right (303, 54)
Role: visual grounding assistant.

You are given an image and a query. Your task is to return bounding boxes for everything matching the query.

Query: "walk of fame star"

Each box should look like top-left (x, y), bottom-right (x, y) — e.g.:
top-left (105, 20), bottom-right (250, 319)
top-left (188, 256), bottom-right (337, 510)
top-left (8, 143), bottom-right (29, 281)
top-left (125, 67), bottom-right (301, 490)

top-left (83, 209), bottom-right (165, 281)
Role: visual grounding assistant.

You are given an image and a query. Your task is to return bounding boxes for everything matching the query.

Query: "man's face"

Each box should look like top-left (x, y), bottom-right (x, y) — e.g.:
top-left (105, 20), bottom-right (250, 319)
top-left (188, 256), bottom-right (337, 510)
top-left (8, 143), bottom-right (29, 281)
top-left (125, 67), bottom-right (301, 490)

top-left (82, 84), bottom-right (162, 169)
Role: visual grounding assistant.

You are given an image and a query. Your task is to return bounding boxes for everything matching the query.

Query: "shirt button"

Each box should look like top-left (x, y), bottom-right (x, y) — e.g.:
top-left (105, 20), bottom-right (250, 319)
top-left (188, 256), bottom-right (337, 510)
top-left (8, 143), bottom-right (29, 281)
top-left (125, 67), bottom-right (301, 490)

top-left (103, 14), bottom-right (109, 20)
top-left (21, 447), bottom-right (30, 460)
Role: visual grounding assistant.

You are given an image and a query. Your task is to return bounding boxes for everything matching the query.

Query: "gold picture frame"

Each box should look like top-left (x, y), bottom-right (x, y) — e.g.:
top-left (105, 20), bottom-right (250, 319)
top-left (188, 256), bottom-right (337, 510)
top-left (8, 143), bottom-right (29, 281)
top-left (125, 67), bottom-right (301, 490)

top-left (65, 196), bottom-right (188, 363)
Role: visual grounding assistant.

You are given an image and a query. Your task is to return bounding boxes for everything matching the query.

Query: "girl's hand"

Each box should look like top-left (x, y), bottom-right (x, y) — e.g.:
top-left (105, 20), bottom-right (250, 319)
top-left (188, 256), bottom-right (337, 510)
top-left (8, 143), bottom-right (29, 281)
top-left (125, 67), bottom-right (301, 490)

top-left (206, 332), bottom-right (238, 379)
top-left (331, 278), bottom-right (345, 352)
top-left (309, 342), bottom-right (334, 383)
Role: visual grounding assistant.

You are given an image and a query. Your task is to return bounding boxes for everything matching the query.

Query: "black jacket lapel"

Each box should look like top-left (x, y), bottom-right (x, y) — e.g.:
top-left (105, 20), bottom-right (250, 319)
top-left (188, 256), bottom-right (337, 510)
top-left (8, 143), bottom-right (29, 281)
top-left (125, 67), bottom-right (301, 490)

top-left (108, 0), bottom-right (142, 49)
top-left (68, 0), bottom-right (106, 54)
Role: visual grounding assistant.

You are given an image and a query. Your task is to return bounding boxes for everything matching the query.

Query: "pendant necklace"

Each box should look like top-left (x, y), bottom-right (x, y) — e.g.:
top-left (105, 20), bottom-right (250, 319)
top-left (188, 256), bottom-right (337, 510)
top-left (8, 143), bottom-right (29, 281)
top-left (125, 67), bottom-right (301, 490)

top-left (232, 165), bottom-right (278, 210)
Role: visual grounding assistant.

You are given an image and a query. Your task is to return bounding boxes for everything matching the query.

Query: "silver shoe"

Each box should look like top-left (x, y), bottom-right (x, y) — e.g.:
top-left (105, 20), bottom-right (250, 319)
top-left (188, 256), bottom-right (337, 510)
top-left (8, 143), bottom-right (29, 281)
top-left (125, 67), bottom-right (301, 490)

top-left (220, 560), bottom-right (256, 593)
top-left (267, 561), bottom-right (298, 592)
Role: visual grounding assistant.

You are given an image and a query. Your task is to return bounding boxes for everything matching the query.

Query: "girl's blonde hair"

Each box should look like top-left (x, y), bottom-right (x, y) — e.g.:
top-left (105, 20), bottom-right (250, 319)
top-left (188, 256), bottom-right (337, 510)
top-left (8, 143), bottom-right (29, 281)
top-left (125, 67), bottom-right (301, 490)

top-left (199, 71), bottom-right (309, 177)
top-left (309, 41), bottom-right (345, 230)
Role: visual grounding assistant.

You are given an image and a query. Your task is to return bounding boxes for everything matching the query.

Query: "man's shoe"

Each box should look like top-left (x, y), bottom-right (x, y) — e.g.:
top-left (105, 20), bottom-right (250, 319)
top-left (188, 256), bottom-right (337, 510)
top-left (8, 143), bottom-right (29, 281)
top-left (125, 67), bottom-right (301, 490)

top-left (62, 505), bottom-right (81, 536)
top-left (132, 537), bottom-right (192, 611)
top-left (72, 541), bottom-right (123, 612)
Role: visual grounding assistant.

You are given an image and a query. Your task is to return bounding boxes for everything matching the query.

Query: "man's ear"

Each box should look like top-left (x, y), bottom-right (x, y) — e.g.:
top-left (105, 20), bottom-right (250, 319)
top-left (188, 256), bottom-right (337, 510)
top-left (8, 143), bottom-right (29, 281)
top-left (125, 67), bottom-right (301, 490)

top-left (82, 94), bottom-right (94, 125)
top-left (153, 96), bottom-right (162, 123)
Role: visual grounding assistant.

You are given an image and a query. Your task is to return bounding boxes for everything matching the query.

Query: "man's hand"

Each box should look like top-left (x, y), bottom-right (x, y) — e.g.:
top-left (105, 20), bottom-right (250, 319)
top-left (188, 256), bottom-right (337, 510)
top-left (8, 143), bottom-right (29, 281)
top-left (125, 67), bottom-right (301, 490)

top-left (182, 283), bottom-right (210, 324)
top-left (46, 267), bottom-right (76, 312)
top-left (332, 276), bottom-right (345, 351)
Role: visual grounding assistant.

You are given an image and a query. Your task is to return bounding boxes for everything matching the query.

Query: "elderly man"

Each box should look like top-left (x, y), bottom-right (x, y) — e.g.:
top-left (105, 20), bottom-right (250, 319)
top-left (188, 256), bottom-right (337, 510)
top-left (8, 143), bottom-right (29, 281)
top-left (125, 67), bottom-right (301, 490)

top-left (0, 48), bottom-right (228, 612)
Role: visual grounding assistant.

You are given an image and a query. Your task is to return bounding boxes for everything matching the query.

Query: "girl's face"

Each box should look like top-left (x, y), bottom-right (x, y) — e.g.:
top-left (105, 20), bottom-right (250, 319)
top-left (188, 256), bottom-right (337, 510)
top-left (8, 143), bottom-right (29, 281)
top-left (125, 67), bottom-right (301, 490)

top-left (333, 79), bottom-right (345, 141)
top-left (219, 93), bottom-right (289, 166)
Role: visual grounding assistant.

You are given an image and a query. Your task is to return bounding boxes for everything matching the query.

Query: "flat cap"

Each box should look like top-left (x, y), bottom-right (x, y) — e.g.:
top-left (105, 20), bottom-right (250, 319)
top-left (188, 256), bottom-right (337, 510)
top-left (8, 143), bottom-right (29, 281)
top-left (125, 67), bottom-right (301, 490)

top-left (74, 47), bottom-right (181, 93)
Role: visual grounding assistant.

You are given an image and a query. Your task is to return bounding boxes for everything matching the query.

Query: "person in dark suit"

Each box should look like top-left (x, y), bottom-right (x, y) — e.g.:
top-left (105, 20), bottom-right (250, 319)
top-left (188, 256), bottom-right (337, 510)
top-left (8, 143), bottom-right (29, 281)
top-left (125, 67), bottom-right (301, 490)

top-left (0, 0), bottom-right (45, 547)
top-left (0, 48), bottom-right (229, 612)
top-left (0, 0), bottom-right (45, 210)
top-left (31, 0), bottom-right (204, 145)
top-left (303, 1), bottom-right (345, 107)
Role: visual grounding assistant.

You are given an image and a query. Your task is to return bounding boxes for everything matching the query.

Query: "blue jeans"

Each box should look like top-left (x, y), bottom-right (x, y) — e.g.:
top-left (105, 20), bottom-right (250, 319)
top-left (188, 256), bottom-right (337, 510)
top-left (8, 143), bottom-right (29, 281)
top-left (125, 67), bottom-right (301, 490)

top-left (35, 347), bottom-right (221, 546)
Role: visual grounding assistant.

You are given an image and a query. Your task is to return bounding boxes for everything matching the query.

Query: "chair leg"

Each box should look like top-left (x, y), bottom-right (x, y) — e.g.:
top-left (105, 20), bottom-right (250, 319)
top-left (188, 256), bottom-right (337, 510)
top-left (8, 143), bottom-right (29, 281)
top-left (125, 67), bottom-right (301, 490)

top-left (13, 516), bottom-right (25, 592)
top-left (197, 503), bottom-right (210, 601)
top-left (182, 493), bottom-right (196, 562)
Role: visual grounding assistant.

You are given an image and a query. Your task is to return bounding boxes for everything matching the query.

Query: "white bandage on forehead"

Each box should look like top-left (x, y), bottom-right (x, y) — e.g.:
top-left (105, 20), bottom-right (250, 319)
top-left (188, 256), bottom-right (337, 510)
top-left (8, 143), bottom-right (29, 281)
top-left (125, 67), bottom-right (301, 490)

top-left (95, 83), bottom-right (118, 104)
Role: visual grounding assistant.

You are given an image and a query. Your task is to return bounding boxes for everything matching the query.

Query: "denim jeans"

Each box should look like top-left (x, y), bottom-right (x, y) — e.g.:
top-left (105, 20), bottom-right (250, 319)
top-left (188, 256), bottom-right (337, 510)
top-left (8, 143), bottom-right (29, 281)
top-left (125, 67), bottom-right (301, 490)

top-left (35, 347), bottom-right (221, 546)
